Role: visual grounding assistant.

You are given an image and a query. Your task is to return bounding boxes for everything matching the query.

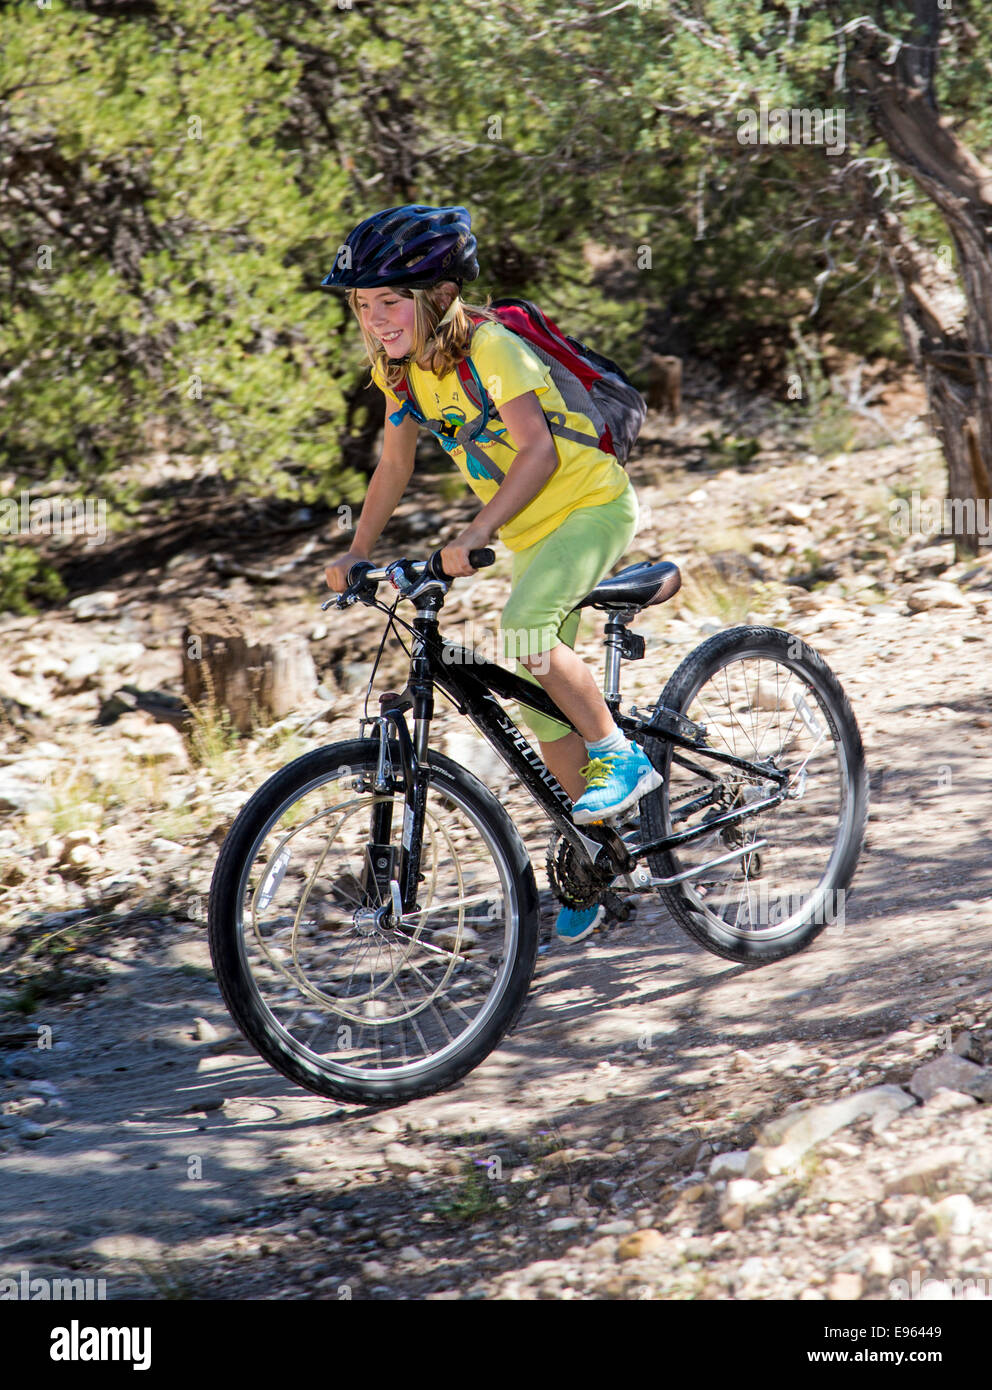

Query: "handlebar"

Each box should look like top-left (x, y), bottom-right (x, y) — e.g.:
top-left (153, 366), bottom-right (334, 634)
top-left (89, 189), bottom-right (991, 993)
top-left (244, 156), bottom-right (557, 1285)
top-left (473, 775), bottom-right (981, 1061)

top-left (327, 547), bottom-right (495, 610)
top-left (349, 547), bottom-right (494, 587)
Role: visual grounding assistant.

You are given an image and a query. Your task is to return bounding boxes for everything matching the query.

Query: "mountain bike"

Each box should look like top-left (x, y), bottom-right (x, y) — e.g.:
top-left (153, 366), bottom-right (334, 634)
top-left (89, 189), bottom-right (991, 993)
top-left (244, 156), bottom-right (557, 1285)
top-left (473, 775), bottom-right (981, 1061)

top-left (208, 550), bottom-right (867, 1106)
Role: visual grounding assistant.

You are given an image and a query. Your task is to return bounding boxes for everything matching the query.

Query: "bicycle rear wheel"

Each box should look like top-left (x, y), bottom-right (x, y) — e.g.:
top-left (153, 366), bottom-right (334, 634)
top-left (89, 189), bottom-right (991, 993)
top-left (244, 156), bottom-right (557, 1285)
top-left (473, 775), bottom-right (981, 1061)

top-left (640, 626), bottom-right (867, 963)
top-left (208, 739), bottom-right (539, 1105)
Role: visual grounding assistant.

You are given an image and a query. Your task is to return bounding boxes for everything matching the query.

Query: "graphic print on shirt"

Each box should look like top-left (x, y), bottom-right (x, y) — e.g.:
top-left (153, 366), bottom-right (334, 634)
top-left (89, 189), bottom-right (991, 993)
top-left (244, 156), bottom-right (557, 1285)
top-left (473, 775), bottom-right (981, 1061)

top-left (434, 403), bottom-right (509, 478)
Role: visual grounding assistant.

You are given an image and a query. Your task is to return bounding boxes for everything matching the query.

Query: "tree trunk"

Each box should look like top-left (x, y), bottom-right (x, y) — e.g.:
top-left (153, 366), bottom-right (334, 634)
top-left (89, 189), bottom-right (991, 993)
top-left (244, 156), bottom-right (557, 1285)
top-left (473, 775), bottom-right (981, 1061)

top-left (854, 30), bottom-right (992, 554)
top-left (181, 595), bottom-right (318, 735)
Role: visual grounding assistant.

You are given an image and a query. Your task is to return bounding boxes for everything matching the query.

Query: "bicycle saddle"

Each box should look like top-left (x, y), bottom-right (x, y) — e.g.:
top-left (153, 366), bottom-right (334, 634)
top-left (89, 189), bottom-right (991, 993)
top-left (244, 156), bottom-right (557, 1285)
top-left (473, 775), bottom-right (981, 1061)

top-left (576, 559), bottom-right (682, 611)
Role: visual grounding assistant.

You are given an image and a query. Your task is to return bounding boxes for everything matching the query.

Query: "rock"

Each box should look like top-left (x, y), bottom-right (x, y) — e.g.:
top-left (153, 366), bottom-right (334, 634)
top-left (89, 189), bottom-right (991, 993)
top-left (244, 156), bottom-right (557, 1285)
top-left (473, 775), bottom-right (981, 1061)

top-left (894, 543), bottom-right (955, 576)
top-left (61, 845), bottom-right (101, 877)
top-left (128, 723), bottom-right (191, 767)
top-left (952, 1031), bottom-right (982, 1061)
top-left (431, 924), bottom-right (481, 953)
top-left (68, 590), bottom-right (119, 620)
top-left (708, 1150), bottom-right (750, 1180)
top-left (90, 1234), bottom-right (162, 1260)
top-left (59, 651), bottom-right (102, 689)
top-left (19, 1120), bottom-right (50, 1141)
top-left (746, 1086), bottom-right (914, 1176)
top-left (27, 1080), bottom-right (60, 1097)
top-left (730, 1049), bottom-right (760, 1072)
top-left (671, 1137), bottom-right (709, 1170)
top-left (909, 1053), bottom-right (988, 1102)
top-left (882, 1147), bottom-right (966, 1196)
top-left (751, 533), bottom-right (789, 557)
top-left (398, 1245), bottom-right (423, 1262)
top-left (369, 1114), bottom-right (402, 1136)
top-left (906, 581), bottom-right (972, 612)
top-left (826, 1271), bottom-right (863, 1301)
top-left (923, 1087), bottom-right (977, 1115)
top-left (383, 1142), bottom-right (435, 1175)
top-left (915, 1194), bottom-right (975, 1237)
top-left (194, 1017), bottom-right (220, 1043)
top-left (719, 1179), bottom-right (763, 1230)
top-left (547, 1185), bottom-right (571, 1209)
top-left (60, 828), bottom-right (100, 855)
top-left (0, 773), bottom-right (54, 813)
top-left (867, 1245), bottom-right (894, 1279)
top-left (360, 1260), bottom-right (389, 1281)
top-left (547, 1217), bottom-right (581, 1233)
top-left (781, 501), bottom-right (813, 523)
top-left (616, 1229), bottom-right (665, 1260)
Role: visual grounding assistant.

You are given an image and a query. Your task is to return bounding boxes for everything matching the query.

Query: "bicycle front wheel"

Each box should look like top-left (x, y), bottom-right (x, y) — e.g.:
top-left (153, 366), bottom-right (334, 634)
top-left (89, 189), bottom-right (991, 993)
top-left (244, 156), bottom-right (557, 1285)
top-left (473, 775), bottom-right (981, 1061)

top-left (640, 626), bottom-right (867, 963)
top-left (208, 739), bottom-right (539, 1105)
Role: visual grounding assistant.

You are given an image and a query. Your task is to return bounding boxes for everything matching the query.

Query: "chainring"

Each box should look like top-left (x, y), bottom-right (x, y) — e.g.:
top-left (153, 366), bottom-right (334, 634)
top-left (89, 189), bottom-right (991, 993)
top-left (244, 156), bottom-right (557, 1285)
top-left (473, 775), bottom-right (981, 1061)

top-left (545, 832), bottom-right (602, 910)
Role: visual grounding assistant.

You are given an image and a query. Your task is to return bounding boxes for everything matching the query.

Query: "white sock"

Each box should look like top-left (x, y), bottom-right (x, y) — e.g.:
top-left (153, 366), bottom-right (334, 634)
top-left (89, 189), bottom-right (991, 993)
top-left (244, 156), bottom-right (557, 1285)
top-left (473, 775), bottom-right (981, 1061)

top-left (585, 727), bottom-right (629, 757)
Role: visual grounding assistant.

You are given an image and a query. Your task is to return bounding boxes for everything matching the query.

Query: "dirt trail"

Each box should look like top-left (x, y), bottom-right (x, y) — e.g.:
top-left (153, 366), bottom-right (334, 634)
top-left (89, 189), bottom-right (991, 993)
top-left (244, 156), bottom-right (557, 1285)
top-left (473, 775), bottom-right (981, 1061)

top-left (3, 403), bottom-right (992, 1300)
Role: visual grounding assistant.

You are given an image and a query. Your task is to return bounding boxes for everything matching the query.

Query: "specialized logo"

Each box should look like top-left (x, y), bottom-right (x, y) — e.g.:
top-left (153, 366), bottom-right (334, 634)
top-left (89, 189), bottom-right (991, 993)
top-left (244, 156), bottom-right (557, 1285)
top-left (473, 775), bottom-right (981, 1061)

top-left (491, 708), bottom-right (571, 806)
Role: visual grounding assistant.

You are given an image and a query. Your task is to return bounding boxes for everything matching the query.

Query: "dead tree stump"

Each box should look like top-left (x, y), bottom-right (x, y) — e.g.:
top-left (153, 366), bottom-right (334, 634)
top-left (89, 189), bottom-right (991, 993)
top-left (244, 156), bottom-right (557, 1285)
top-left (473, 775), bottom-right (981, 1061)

top-left (181, 595), bottom-right (318, 734)
top-left (645, 354), bottom-right (683, 421)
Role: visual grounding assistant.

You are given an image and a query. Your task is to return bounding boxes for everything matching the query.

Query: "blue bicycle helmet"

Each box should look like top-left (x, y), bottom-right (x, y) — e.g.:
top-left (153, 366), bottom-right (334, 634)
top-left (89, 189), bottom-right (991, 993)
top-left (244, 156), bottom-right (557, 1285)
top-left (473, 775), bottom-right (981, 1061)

top-left (321, 204), bottom-right (479, 293)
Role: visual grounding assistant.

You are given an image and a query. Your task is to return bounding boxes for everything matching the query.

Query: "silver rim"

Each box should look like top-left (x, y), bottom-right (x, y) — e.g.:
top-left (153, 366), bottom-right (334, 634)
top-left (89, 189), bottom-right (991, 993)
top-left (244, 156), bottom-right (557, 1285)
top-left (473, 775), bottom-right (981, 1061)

top-left (662, 652), bottom-right (854, 943)
top-left (233, 762), bottom-right (519, 1081)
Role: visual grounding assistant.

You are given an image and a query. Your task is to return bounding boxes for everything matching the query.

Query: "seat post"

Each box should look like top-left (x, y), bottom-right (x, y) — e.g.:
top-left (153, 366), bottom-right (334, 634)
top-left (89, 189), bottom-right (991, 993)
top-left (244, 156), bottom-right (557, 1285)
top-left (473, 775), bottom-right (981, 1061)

top-left (603, 612), bottom-right (626, 711)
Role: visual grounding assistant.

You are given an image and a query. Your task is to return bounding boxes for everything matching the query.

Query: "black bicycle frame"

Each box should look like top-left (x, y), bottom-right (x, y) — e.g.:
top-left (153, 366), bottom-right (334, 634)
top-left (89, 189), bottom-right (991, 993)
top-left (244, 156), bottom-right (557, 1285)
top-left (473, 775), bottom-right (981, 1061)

top-left (366, 591), bottom-right (789, 911)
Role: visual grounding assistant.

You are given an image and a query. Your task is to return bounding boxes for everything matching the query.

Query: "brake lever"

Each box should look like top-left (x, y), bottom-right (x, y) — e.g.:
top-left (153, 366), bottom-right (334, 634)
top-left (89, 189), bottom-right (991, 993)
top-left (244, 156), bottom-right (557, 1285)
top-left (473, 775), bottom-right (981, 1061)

top-left (322, 560), bottom-right (377, 611)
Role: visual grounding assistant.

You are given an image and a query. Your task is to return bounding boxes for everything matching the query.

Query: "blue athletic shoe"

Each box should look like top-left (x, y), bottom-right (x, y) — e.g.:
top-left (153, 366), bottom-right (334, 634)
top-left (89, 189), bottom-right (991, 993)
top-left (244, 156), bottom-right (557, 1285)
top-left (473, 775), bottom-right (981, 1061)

top-left (555, 902), bottom-right (605, 943)
top-left (572, 744), bottom-right (663, 825)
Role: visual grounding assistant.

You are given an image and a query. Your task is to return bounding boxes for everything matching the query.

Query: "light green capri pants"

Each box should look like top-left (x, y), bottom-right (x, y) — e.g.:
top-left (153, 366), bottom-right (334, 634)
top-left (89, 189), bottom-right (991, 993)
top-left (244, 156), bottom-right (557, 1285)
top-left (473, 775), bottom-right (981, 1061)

top-left (501, 481), bottom-right (639, 743)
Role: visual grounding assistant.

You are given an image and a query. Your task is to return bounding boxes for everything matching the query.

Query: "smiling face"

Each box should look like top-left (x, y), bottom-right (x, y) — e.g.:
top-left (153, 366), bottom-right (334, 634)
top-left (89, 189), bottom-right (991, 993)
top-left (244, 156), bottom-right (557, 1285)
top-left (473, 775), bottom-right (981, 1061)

top-left (354, 287), bottom-right (419, 359)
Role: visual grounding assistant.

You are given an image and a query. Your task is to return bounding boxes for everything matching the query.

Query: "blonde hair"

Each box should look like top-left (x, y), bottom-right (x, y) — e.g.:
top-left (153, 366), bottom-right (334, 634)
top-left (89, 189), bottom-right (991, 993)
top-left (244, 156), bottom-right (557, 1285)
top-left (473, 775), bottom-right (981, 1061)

top-left (348, 282), bottom-right (500, 391)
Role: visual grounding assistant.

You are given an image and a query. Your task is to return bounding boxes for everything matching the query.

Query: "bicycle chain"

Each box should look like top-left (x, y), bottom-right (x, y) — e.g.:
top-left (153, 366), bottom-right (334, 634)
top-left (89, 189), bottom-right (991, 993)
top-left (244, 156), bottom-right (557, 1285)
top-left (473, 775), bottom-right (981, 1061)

top-left (669, 782), bottom-right (714, 806)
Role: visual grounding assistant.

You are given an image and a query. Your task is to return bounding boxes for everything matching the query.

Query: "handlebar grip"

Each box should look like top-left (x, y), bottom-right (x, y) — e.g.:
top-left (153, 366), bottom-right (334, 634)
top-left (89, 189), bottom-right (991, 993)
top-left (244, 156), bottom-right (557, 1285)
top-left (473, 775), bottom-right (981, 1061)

top-left (346, 560), bottom-right (375, 587)
top-left (427, 547), bottom-right (495, 581)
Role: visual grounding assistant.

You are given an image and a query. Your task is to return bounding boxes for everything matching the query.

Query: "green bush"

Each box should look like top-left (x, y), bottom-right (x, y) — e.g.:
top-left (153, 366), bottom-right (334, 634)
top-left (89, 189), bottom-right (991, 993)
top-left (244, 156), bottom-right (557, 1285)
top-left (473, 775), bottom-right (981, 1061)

top-left (0, 544), bottom-right (67, 615)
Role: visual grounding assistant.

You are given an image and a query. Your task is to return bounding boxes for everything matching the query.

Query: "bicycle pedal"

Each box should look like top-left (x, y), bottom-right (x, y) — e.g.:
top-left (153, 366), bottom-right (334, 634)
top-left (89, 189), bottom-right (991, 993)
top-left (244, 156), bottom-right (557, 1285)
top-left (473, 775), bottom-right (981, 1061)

top-left (601, 891), bottom-right (637, 926)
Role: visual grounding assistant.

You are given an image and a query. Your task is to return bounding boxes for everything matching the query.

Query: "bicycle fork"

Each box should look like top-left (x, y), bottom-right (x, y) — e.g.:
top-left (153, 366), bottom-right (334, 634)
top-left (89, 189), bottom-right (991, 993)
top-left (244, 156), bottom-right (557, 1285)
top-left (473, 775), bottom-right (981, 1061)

top-left (360, 707), bottom-right (429, 921)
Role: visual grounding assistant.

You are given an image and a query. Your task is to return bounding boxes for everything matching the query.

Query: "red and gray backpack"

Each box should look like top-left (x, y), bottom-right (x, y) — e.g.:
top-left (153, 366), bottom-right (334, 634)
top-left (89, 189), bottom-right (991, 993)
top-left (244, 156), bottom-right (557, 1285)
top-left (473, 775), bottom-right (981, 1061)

top-left (385, 297), bottom-right (647, 483)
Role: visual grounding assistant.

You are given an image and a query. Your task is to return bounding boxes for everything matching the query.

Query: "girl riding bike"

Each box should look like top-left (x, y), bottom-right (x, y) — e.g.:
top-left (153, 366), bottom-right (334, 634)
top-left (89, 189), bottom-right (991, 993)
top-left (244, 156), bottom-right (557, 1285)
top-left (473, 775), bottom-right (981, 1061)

top-left (322, 204), bottom-right (661, 943)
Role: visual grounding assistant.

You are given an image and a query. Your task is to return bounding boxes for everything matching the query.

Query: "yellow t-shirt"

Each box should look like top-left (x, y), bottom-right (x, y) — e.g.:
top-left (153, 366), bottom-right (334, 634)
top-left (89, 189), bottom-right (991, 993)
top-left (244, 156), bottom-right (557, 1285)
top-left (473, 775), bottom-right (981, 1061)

top-left (371, 320), bottom-right (628, 552)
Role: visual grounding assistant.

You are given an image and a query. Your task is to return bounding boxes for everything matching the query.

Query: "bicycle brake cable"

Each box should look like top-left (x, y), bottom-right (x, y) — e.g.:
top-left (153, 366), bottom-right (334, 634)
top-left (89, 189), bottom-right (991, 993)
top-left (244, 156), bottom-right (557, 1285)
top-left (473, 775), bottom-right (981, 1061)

top-left (362, 592), bottom-right (403, 723)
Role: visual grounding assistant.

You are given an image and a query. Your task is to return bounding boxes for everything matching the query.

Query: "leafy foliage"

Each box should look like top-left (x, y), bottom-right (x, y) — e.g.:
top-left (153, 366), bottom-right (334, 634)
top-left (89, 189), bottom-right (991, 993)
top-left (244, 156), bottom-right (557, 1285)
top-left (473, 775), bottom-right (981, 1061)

top-left (0, 0), bottom-right (986, 545)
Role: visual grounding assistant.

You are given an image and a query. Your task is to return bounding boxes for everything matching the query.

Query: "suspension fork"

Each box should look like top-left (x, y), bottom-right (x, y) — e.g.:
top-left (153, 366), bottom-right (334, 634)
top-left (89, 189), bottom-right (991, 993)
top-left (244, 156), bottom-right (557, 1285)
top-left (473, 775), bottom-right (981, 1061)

top-left (364, 617), bottom-right (433, 917)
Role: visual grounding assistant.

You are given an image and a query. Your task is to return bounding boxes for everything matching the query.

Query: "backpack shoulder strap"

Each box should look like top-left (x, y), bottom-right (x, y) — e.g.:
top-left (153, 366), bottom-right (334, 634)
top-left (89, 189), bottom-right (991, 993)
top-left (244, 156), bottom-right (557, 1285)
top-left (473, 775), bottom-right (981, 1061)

top-left (386, 369), bottom-right (425, 428)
